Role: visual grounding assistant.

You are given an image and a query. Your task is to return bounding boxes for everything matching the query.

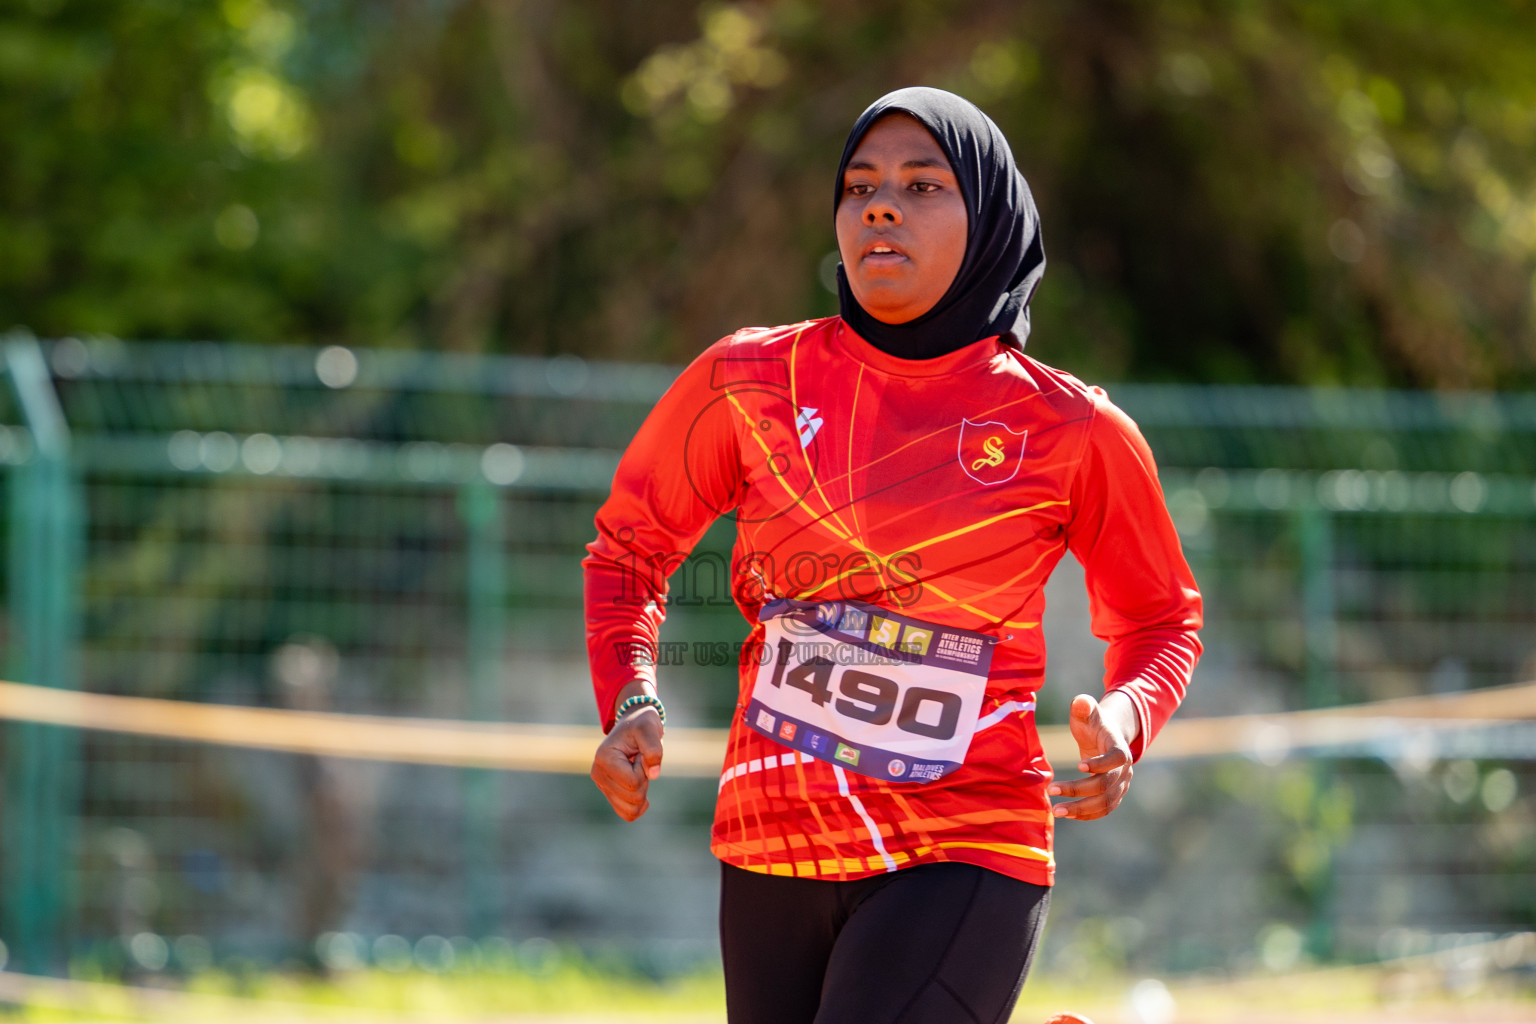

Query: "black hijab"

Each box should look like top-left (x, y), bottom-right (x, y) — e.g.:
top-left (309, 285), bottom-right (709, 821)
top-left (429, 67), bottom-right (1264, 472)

top-left (834, 87), bottom-right (1046, 361)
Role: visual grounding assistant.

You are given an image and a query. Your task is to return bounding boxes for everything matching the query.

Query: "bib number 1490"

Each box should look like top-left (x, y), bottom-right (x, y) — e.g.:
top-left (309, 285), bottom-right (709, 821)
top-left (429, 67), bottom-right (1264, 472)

top-left (765, 636), bottom-right (962, 741)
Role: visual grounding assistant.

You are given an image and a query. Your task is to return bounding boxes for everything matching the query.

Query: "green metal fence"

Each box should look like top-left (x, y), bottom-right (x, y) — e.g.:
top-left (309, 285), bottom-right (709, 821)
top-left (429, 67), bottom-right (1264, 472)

top-left (1, 335), bottom-right (83, 976)
top-left (1, 331), bottom-right (1533, 980)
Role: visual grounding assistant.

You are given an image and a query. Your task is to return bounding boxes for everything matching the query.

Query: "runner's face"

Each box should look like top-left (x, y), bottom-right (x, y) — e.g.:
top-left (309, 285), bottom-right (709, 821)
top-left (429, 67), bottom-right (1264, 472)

top-left (836, 114), bottom-right (968, 325)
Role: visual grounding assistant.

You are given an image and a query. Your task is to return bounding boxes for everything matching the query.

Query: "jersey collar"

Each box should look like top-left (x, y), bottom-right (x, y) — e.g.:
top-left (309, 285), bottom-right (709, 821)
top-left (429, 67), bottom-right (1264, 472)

top-left (833, 317), bottom-right (1009, 378)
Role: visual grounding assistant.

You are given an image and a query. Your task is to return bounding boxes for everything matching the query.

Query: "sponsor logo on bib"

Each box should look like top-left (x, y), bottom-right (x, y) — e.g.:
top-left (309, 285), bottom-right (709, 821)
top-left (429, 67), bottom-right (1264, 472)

top-left (756, 708), bottom-right (775, 732)
top-left (888, 759), bottom-right (907, 777)
top-left (834, 743), bottom-right (861, 767)
top-left (778, 721), bottom-right (797, 741)
top-left (900, 628), bottom-right (932, 656)
top-left (838, 606), bottom-right (870, 636)
top-left (868, 615), bottom-right (901, 649)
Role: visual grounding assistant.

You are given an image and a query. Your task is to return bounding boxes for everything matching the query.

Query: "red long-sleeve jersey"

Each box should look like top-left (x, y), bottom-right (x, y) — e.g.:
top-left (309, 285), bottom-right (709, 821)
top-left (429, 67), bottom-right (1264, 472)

top-left (583, 317), bottom-right (1202, 886)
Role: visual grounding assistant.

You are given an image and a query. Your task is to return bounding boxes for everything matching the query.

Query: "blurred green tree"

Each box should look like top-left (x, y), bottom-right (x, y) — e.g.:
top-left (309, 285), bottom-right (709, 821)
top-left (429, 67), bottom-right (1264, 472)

top-left (2, 0), bottom-right (1533, 386)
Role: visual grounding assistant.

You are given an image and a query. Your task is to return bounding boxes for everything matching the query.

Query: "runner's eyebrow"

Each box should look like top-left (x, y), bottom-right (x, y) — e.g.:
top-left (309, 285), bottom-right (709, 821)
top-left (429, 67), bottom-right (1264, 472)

top-left (845, 159), bottom-right (950, 172)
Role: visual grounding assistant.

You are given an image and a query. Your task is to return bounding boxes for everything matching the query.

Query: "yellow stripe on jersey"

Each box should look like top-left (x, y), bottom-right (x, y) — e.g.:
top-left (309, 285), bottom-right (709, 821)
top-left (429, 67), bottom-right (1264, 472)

top-left (901, 500), bottom-right (1070, 555)
top-left (910, 840), bottom-right (1054, 865)
top-left (718, 839), bottom-right (1051, 877)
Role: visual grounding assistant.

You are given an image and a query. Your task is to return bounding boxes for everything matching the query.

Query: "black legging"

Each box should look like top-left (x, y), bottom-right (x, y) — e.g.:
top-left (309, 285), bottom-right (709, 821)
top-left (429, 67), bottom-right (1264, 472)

top-left (720, 861), bottom-right (1050, 1024)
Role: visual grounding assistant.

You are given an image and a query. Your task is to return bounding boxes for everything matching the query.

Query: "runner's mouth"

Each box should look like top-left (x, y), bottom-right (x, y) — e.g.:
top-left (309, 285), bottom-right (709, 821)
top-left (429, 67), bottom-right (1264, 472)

top-left (862, 242), bottom-right (909, 264)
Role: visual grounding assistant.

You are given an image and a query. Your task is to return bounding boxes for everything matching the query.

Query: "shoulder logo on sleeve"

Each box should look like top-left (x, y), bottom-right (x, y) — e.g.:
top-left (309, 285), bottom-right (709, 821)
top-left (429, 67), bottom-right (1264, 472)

top-left (958, 419), bottom-right (1027, 486)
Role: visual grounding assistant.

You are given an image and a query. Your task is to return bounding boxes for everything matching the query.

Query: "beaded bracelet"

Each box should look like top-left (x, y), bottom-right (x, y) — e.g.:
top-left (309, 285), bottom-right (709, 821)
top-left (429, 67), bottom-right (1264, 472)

top-left (613, 693), bottom-right (666, 728)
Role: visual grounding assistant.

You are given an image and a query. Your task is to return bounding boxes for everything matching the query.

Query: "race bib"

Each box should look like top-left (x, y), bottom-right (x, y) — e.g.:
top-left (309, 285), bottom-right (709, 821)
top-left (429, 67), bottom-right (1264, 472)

top-left (745, 598), bottom-right (997, 784)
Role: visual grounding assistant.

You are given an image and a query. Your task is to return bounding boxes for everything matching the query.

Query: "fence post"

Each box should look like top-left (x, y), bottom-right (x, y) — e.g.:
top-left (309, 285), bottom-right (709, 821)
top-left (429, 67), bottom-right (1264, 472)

top-left (458, 480), bottom-right (506, 939)
top-left (1296, 502), bottom-right (1338, 961)
top-left (2, 331), bottom-right (83, 975)
top-left (1297, 504), bottom-right (1337, 709)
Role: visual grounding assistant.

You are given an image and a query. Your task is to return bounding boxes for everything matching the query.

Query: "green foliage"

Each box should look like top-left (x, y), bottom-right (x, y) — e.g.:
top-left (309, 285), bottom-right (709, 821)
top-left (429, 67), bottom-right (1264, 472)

top-left (3, 959), bottom-right (728, 1020)
top-left (2, 0), bottom-right (1534, 384)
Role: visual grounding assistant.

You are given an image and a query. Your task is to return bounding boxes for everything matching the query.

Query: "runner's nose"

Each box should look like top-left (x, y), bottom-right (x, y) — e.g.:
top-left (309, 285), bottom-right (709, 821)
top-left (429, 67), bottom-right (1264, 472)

top-left (863, 186), bottom-right (902, 226)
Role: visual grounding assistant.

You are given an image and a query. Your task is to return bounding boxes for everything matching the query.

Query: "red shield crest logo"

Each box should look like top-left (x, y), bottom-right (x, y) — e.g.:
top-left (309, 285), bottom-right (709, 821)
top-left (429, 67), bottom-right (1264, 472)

top-left (958, 419), bottom-right (1027, 486)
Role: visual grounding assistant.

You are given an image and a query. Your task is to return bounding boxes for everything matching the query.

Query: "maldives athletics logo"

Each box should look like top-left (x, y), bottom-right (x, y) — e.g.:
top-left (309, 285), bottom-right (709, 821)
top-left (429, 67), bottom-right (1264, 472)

top-left (958, 419), bottom-right (1027, 486)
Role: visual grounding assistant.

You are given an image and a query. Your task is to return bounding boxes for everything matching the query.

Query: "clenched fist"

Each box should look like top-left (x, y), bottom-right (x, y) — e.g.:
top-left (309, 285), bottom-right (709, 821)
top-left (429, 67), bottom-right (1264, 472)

top-left (591, 700), bottom-right (664, 821)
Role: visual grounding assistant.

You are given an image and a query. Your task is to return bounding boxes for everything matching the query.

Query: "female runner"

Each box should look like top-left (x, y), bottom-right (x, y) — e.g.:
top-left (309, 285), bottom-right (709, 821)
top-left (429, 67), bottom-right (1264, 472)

top-left (584, 87), bottom-right (1202, 1024)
